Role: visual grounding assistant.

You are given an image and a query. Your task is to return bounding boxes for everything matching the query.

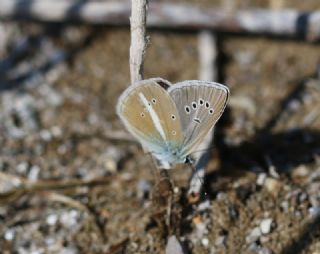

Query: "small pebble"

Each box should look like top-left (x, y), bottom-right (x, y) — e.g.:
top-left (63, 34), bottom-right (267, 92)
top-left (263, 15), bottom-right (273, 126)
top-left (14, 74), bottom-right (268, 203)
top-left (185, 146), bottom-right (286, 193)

top-left (295, 211), bottom-right (302, 218)
top-left (40, 129), bottom-right (52, 141)
top-left (4, 229), bottom-right (15, 241)
top-left (260, 236), bottom-right (270, 244)
top-left (291, 165), bottom-right (309, 179)
top-left (280, 201), bottom-right (289, 212)
top-left (60, 210), bottom-right (79, 228)
top-left (165, 235), bottom-right (184, 254)
top-left (198, 200), bottom-right (211, 211)
top-left (102, 147), bottom-right (123, 173)
top-left (215, 236), bottom-right (226, 247)
top-left (31, 251), bottom-right (42, 254)
top-left (259, 247), bottom-right (272, 254)
top-left (28, 165), bottom-right (40, 181)
top-left (299, 192), bottom-right (308, 203)
top-left (16, 162), bottom-right (29, 174)
top-left (58, 144), bottom-right (68, 155)
top-left (60, 247), bottom-right (78, 254)
top-left (308, 206), bottom-right (320, 217)
top-left (45, 237), bottom-right (55, 246)
top-left (47, 214), bottom-right (58, 226)
top-left (264, 177), bottom-right (282, 196)
top-left (88, 113), bottom-right (99, 125)
top-left (51, 126), bottom-right (62, 137)
top-left (246, 227), bottom-right (261, 243)
top-left (288, 100), bottom-right (300, 112)
top-left (194, 219), bottom-right (207, 236)
top-left (307, 182), bottom-right (320, 207)
top-left (248, 242), bottom-right (259, 252)
top-left (256, 173), bottom-right (267, 186)
top-left (201, 238), bottom-right (209, 247)
top-left (260, 218), bottom-right (273, 234)
top-left (216, 192), bottom-right (228, 201)
top-left (137, 179), bottom-right (151, 199)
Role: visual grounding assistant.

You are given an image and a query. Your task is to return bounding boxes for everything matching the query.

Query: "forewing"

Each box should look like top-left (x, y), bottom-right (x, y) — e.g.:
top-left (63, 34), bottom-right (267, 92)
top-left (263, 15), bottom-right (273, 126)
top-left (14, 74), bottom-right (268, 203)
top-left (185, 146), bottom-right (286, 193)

top-left (168, 80), bottom-right (229, 155)
top-left (117, 78), bottom-right (183, 154)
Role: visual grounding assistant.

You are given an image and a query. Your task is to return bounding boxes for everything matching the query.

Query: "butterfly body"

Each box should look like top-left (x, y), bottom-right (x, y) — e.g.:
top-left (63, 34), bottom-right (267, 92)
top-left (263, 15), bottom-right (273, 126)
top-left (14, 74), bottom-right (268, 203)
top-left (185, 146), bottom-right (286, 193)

top-left (151, 141), bottom-right (187, 165)
top-left (117, 78), bottom-right (229, 168)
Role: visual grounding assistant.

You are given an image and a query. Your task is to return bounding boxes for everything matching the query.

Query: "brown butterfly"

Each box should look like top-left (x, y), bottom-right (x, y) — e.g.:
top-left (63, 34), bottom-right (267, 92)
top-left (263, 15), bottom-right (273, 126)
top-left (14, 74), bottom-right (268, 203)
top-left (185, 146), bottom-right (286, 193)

top-left (117, 78), bottom-right (229, 168)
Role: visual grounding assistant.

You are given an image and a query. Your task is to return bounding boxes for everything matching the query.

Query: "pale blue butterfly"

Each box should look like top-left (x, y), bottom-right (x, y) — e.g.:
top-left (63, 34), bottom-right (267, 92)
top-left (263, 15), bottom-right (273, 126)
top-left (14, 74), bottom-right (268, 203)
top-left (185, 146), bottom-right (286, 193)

top-left (116, 78), bottom-right (229, 168)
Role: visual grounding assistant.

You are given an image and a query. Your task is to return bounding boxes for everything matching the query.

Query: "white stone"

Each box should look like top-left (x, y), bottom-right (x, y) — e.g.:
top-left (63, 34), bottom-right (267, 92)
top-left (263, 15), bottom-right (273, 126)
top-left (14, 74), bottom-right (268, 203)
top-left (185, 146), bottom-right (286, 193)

top-left (46, 214), bottom-right (58, 225)
top-left (215, 236), bottom-right (225, 246)
top-left (51, 126), bottom-right (62, 137)
top-left (201, 238), bottom-right (209, 247)
top-left (40, 129), bottom-right (52, 141)
top-left (309, 206), bottom-right (320, 217)
top-left (246, 227), bottom-right (261, 243)
top-left (165, 235), bottom-right (184, 254)
top-left (259, 247), bottom-right (272, 254)
top-left (256, 173), bottom-right (267, 186)
top-left (4, 229), bottom-right (15, 241)
top-left (198, 200), bottom-right (211, 211)
top-left (16, 162), bottom-right (29, 174)
top-left (28, 165), bottom-right (40, 181)
top-left (260, 218), bottom-right (273, 234)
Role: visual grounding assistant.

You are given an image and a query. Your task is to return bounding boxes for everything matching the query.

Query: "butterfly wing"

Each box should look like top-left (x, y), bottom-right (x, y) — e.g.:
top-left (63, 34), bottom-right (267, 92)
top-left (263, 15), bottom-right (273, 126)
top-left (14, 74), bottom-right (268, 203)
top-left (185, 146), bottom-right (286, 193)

top-left (168, 80), bottom-right (229, 156)
top-left (117, 78), bottom-right (184, 155)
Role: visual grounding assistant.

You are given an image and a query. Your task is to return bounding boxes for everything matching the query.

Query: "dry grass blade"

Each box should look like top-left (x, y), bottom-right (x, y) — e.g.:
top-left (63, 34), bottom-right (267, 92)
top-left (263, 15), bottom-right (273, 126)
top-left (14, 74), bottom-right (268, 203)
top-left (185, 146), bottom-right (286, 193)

top-left (40, 191), bottom-right (105, 241)
top-left (0, 172), bottom-right (121, 203)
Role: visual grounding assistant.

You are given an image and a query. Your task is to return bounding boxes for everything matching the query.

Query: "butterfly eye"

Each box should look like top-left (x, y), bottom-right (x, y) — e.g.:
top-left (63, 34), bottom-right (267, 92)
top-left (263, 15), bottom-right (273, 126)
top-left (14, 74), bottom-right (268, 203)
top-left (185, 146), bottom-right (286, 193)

top-left (171, 114), bottom-right (176, 120)
top-left (209, 108), bottom-right (214, 114)
top-left (185, 106), bottom-right (190, 114)
top-left (140, 112), bottom-right (145, 117)
top-left (205, 102), bottom-right (210, 108)
top-left (152, 98), bottom-right (156, 104)
top-left (199, 99), bottom-right (204, 105)
top-left (192, 102), bottom-right (197, 109)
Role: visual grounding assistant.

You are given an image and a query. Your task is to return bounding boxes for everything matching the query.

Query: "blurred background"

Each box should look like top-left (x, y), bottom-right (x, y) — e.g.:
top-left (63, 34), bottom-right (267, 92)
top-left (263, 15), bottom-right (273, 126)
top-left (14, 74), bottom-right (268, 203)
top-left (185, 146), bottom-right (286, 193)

top-left (0, 0), bottom-right (320, 253)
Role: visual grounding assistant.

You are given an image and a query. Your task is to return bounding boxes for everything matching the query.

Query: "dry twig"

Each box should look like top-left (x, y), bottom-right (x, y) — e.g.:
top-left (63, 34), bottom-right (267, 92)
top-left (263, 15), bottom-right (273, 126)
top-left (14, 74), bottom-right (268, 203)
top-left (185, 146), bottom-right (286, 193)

top-left (187, 31), bottom-right (218, 200)
top-left (129, 0), bottom-right (148, 83)
top-left (0, 172), bottom-right (122, 203)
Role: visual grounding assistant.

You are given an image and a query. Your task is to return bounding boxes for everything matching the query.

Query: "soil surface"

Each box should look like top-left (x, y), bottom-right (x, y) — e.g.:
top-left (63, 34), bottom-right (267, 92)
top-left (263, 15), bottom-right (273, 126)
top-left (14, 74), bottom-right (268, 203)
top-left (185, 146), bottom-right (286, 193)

top-left (0, 1), bottom-right (320, 254)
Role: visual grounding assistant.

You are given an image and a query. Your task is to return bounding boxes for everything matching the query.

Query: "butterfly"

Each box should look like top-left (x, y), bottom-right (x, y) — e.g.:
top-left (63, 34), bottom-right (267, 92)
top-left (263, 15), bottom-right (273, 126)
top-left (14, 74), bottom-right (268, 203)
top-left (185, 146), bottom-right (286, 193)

top-left (116, 78), bottom-right (229, 169)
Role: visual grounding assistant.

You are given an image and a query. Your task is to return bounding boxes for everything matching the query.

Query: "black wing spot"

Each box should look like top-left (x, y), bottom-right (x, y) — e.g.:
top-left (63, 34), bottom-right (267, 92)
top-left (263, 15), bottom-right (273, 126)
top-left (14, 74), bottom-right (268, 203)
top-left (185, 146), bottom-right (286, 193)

top-left (152, 98), bottom-right (156, 104)
top-left (172, 130), bottom-right (176, 135)
top-left (205, 101), bottom-right (210, 108)
top-left (209, 108), bottom-right (214, 114)
top-left (148, 102), bottom-right (151, 106)
top-left (199, 99), bottom-right (204, 105)
top-left (140, 112), bottom-right (145, 117)
top-left (185, 106), bottom-right (191, 114)
top-left (171, 114), bottom-right (176, 120)
top-left (192, 102), bottom-right (197, 109)
top-left (193, 118), bottom-right (201, 124)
